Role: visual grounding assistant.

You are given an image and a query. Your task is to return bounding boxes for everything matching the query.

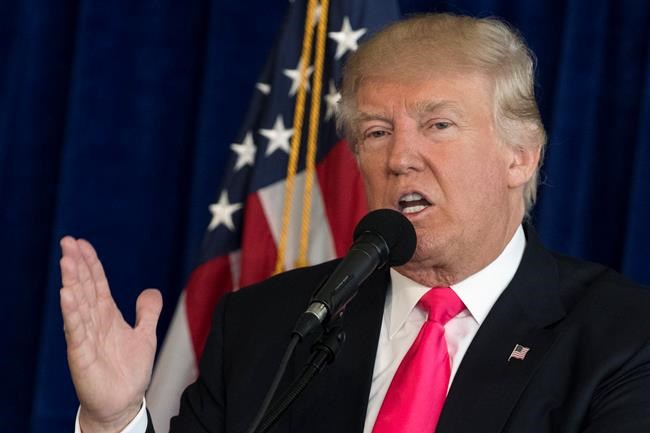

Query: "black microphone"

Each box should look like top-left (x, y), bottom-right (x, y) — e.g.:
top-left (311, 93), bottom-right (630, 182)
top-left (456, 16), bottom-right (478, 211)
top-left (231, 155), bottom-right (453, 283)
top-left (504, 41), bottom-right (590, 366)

top-left (292, 209), bottom-right (417, 338)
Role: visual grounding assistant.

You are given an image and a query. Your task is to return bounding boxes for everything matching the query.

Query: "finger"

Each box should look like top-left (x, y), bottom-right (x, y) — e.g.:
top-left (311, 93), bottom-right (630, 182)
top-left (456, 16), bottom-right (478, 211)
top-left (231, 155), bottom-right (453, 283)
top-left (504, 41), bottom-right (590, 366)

top-left (77, 238), bottom-right (112, 301)
top-left (135, 289), bottom-right (163, 338)
top-left (60, 237), bottom-right (91, 302)
top-left (60, 237), bottom-right (82, 288)
top-left (61, 288), bottom-right (99, 372)
top-left (60, 287), bottom-right (87, 350)
top-left (60, 238), bottom-right (94, 325)
top-left (74, 239), bottom-right (98, 307)
top-left (60, 255), bottom-right (88, 311)
top-left (60, 255), bottom-right (79, 295)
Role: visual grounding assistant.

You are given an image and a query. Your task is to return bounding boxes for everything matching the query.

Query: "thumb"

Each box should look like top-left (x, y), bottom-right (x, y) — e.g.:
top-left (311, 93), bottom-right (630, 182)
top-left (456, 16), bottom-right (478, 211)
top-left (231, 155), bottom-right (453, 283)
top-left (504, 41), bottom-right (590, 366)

top-left (135, 288), bottom-right (163, 335)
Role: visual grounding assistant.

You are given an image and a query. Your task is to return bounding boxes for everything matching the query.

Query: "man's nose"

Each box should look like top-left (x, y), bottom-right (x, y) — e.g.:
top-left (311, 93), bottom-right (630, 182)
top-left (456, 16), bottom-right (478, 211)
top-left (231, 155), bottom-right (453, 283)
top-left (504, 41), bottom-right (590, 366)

top-left (387, 126), bottom-right (423, 175)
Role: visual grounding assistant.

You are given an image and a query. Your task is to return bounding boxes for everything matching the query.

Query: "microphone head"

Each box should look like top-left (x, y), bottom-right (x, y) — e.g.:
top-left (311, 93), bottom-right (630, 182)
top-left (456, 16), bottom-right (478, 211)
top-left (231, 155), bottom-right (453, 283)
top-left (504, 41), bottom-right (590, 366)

top-left (353, 209), bottom-right (417, 266)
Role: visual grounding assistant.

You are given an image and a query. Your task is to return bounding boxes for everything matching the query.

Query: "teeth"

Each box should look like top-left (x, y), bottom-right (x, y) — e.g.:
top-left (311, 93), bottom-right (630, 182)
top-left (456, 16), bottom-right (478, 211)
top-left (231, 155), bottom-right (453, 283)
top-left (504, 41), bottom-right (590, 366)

top-left (398, 192), bottom-right (430, 214)
top-left (400, 192), bottom-right (423, 202)
top-left (402, 205), bottom-right (426, 214)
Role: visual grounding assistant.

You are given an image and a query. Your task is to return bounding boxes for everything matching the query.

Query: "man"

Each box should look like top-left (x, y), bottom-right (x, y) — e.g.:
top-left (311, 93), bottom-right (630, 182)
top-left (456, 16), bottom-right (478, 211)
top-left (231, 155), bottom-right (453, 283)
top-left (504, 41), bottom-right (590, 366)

top-left (60, 13), bottom-right (650, 433)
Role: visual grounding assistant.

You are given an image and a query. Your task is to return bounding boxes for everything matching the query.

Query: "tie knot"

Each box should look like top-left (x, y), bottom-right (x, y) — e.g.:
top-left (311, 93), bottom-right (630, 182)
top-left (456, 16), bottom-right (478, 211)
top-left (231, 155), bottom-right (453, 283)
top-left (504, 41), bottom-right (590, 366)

top-left (419, 287), bottom-right (465, 325)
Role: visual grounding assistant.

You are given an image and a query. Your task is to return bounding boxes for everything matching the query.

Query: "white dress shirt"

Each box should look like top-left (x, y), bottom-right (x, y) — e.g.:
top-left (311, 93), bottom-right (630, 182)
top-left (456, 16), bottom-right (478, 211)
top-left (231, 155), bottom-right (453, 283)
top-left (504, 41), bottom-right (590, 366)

top-left (76, 227), bottom-right (526, 433)
top-left (362, 226), bottom-right (526, 433)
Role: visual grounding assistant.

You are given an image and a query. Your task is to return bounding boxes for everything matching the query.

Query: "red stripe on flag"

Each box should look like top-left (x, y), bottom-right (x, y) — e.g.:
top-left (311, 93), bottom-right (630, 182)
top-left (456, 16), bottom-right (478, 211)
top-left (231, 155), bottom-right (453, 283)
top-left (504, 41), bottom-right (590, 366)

top-left (184, 256), bottom-right (233, 359)
top-left (317, 139), bottom-right (368, 257)
top-left (240, 192), bottom-right (278, 287)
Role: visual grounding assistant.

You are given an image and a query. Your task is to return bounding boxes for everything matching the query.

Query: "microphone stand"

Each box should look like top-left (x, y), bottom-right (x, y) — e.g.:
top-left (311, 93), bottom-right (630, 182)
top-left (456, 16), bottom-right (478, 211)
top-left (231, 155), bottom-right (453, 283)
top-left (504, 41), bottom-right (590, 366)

top-left (256, 325), bottom-right (346, 433)
top-left (246, 324), bottom-right (346, 433)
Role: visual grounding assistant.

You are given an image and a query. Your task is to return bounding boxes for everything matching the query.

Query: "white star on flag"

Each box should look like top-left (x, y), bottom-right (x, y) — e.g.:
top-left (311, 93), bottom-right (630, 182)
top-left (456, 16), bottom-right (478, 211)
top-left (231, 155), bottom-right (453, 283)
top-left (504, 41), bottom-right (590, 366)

top-left (260, 115), bottom-right (294, 156)
top-left (328, 16), bottom-right (367, 59)
top-left (324, 80), bottom-right (341, 121)
top-left (230, 132), bottom-right (257, 171)
top-left (283, 61), bottom-right (314, 96)
top-left (208, 191), bottom-right (242, 231)
top-left (255, 82), bottom-right (271, 95)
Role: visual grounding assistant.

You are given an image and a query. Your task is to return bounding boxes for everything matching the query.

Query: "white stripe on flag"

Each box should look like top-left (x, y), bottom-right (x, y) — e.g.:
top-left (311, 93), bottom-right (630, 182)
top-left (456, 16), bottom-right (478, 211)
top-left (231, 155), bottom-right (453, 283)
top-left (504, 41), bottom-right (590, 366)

top-left (147, 291), bottom-right (198, 433)
top-left (258, 171), bottom-right (337, 269)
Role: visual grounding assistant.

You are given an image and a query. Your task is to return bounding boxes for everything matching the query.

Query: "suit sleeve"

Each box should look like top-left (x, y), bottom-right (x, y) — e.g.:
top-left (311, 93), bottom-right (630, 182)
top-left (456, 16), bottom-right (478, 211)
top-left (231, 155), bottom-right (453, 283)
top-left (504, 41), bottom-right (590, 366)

top-left (582, 338), bottom-right (650, 432)
top-left (160, 293), bottom-right (231, 433)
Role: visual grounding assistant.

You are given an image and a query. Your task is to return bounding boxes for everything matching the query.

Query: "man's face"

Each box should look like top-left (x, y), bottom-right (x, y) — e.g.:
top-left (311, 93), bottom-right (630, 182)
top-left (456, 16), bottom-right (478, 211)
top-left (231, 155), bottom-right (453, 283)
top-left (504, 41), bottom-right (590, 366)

top-left (354, 70), bottom-right (524, 281)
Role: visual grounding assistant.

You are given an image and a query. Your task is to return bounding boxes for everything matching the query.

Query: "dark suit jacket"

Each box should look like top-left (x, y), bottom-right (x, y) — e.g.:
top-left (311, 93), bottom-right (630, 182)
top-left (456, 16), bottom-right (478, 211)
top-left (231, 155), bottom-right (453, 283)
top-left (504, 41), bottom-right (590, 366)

top-left (158, 227), bottom-right (650, 433)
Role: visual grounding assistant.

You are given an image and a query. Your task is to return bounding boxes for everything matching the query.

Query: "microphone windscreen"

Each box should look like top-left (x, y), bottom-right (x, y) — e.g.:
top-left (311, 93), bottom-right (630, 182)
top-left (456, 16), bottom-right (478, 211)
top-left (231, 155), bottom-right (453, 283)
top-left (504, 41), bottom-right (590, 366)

top-left (353, 209), bottom-right (417, 266)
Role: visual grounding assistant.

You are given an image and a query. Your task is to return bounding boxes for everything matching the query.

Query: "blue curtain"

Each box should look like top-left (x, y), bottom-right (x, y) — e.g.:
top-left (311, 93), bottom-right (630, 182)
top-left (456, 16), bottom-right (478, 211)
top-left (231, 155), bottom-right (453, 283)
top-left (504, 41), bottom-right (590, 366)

top-left (0, 0), bottom-right (647, 431)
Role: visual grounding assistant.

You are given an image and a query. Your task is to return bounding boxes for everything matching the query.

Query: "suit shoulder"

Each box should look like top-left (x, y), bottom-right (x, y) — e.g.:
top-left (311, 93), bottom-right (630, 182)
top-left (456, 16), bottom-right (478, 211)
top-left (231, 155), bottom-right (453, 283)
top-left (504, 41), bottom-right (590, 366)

top-left (226, 259), bottom-right (341, 310)
top-left (552, 252), bottom-right (650, 333)
top-left (552, 252), bottom-right (648, 297)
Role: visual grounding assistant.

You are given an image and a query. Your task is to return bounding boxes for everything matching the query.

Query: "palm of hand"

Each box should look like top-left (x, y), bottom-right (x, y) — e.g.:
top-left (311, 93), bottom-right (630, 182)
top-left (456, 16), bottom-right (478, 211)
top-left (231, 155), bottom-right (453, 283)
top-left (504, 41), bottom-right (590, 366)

top-left (60, 237), bottom-right (162, 430)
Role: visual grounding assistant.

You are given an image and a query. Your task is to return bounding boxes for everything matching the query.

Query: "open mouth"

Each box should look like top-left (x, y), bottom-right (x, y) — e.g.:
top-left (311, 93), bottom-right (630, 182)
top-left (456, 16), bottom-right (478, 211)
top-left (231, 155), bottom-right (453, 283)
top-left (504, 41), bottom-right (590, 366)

top-left (398, 192), bottom-right (432, 214)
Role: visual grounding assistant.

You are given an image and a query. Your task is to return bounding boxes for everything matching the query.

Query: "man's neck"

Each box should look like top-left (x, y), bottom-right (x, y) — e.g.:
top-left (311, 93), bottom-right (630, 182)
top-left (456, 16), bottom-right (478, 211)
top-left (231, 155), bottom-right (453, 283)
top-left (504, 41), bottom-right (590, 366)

top-left (395, 220), bottom-right (523, 287)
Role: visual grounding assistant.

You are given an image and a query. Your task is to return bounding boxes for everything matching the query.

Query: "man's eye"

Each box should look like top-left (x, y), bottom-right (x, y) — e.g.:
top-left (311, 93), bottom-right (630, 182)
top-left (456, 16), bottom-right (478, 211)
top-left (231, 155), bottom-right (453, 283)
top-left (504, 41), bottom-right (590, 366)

top-left (433, 121), bottom-right (452, 130)
top-left (366, 130), bottom-right (388, 138)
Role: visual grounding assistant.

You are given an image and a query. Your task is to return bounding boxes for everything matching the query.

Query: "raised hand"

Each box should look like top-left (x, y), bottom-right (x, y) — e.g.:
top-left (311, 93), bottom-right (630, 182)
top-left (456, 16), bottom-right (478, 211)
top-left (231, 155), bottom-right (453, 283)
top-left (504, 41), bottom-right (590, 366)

top-left (59, 237), bottom-right (162, 433)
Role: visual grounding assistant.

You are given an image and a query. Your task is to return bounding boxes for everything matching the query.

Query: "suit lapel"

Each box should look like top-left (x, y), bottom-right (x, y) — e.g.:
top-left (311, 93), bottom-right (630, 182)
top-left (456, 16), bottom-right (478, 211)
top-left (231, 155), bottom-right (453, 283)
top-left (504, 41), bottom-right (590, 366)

top-left (437, 226), bottom-right (566, 433)
top-left (288, 267), bottom-right (389, 433)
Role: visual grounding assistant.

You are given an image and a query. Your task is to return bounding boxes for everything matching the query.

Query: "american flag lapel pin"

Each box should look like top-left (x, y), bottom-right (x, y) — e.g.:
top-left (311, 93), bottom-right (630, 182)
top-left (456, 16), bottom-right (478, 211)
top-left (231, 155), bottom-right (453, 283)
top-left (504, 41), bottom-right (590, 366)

top-left (508, 344), bottom-right (530, 362)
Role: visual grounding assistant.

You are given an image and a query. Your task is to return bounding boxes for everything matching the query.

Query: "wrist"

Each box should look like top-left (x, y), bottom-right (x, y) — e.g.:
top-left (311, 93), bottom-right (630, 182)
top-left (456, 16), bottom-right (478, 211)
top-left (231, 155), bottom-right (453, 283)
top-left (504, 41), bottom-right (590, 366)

top-left (78, 402), bottom-right (142, 433)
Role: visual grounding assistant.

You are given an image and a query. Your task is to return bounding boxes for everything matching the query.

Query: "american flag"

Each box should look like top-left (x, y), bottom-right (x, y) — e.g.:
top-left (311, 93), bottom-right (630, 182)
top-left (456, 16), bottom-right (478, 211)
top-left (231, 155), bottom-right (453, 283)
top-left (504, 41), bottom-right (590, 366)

top-left (146, 1), bottom-right (399, 431)
top-left (508, 344), bottom-right (530, 362)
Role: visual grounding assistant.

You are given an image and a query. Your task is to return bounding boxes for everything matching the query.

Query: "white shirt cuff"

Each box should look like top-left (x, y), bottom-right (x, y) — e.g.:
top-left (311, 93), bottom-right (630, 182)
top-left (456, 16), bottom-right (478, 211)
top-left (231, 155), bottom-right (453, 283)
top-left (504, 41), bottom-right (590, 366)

top-left (74, 397), bottom-right (148, 433)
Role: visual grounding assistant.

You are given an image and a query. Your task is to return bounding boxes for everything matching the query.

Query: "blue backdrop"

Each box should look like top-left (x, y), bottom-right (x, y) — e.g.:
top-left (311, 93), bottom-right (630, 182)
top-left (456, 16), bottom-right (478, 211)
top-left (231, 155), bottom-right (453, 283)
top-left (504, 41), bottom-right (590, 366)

top-left (1, 0), bottom-right (648, 432)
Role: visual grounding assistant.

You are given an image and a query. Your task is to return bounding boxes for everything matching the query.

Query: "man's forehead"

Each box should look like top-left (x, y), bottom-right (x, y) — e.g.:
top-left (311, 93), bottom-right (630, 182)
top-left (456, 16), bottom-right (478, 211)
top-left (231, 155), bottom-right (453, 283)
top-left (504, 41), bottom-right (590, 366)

top-left (412, 100), bottom-right (466, 115)
top-left (351, 71), bottom-right (491, 119)
top-left (355, 83), bottom-right (467, 120)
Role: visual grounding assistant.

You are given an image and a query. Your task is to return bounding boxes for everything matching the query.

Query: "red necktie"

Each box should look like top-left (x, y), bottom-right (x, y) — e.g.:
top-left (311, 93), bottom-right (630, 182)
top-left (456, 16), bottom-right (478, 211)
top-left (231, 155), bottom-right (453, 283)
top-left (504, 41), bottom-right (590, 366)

top-left (372, 287), bottom-right (465, 433)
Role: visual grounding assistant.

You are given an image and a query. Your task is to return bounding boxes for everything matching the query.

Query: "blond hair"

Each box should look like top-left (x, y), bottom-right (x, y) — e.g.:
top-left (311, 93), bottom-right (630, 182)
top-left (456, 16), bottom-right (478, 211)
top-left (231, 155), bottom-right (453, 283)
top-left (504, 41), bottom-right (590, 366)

top-left (337, 13), bottom-right (546, 212)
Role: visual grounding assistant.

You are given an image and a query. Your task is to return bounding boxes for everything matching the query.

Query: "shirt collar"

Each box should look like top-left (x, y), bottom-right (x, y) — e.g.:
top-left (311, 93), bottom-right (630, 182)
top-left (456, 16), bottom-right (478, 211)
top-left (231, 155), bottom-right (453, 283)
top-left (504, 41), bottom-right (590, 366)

top-left (387, 225), bottom-right (526, 339)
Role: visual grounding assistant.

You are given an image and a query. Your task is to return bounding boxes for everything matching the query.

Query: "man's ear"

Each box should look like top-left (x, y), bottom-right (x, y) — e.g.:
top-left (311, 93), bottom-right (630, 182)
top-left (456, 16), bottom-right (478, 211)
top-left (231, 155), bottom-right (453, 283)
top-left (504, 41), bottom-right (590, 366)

top-left (507, 143), bottom-right (541, 189)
